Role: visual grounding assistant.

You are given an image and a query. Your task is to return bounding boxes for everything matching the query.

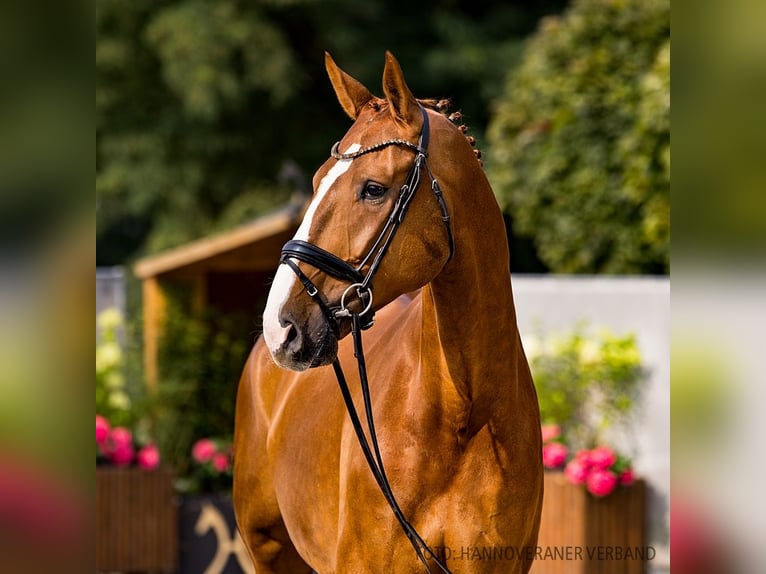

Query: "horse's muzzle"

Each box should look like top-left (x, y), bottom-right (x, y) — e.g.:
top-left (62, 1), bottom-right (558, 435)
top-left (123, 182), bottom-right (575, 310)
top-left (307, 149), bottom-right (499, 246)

top-left (268, 311), bottom-right (338, 371)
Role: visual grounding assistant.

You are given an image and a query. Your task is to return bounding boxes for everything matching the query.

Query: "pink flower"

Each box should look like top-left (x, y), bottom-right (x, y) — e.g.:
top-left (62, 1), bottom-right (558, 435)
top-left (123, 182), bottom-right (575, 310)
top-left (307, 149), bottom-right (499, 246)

top-left (192, 439), bottom-right (217, 463)
top-left (211, 453), bottom-right (230, 473)
top-left (96, 415), bottom-right (111, 446)
top-left (586, 468), bottom-right (618, 497)
top-left (542, 442), bottom-right (568, 469)
top-left (110, 427), bottom-right (133, 448)
top-left (102, 427), bottom-right (134, 466)
top-left (564, 458), bottom-right (590, 485)
top-left (619, 468), bottom-right (635, 486)
top-left (110, 442), bottom-right (135, 466)
top-left (573, 449), bottom-right (594, 468)
top-left (541, 424), bottom-right (561, 443)
top-left (137, 444), bottom-right (160, 471)
top-left (589, 446), bottom-right (617, 470)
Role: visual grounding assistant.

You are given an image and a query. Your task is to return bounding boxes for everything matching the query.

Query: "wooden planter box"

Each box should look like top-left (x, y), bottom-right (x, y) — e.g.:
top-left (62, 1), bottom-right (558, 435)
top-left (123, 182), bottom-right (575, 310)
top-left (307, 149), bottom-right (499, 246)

top-left (533, 471), bottom-right (647, 574)
top-left (96, 467), bottom-right (178, 573)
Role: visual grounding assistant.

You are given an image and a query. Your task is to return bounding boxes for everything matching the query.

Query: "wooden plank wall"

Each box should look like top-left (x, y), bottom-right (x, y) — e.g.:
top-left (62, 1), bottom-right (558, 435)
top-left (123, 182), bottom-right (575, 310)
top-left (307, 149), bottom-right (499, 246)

top-left (96, 468), bottom-right (178, 573)
top-left (533, 471), bottom-right (647, 574)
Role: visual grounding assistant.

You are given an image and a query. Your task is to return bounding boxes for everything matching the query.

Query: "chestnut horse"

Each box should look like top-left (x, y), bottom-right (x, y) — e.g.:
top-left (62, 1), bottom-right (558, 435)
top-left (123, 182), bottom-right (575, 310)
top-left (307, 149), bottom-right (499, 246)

top-left (233, 52), bottom-right (542, 573)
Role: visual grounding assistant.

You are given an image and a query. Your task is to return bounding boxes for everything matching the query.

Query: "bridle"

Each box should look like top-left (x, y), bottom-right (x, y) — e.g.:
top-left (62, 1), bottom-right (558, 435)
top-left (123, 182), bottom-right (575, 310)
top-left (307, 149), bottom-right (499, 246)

top-left (279, 105), bottom-right (454, 332)
top-left (278, 105), bottom-right (454, 573)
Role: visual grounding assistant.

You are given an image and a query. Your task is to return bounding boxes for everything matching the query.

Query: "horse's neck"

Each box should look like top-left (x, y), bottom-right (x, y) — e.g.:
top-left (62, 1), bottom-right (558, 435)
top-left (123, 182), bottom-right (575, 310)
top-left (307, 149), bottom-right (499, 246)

top-left (419, 183), bottom-right (529, 436)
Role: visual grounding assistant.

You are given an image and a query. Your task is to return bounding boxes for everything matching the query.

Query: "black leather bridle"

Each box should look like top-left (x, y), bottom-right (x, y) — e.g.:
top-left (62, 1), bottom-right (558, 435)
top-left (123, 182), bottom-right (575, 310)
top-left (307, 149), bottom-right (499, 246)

top-left (279, 105), bottom-right (454, 332)
top-left (278, 105), bottom-right (454, 574)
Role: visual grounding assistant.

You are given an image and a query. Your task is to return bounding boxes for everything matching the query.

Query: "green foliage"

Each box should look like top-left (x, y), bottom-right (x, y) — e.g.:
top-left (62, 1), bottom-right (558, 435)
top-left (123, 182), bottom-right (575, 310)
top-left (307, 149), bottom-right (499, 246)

top-left (145, 1), bottom-right (299, 119)
top-left (527, 325), bottom-right (645, 449)
top-left (97, 0), bottom-right (302, 262)
top-left (487, 0), bottom-right (670, 273)
top-left (150, 294), bottom-right (252, 478)
top-left (96, 0), bottom-right (567, 267)
top-left (176, 437), bottom-right (233, 494)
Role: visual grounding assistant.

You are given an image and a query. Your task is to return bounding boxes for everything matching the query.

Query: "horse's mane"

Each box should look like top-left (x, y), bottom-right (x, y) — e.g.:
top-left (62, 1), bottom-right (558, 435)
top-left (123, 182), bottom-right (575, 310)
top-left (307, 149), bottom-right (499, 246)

top-left (417, 98), bottom-right (483, 167)
top-left (369, 97), bottom-right (483, 167)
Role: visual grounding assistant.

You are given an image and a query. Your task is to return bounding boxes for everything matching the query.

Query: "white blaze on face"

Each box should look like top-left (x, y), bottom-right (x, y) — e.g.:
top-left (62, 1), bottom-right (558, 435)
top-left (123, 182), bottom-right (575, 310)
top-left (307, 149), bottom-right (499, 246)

top-left (262, 143), bottom-right (361, 356)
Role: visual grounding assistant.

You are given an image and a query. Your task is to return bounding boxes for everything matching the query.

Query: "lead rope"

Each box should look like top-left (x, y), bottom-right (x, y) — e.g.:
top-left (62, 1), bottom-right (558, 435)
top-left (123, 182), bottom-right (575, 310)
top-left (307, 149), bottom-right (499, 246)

top-left (331, 312), bottom-right (452, 574)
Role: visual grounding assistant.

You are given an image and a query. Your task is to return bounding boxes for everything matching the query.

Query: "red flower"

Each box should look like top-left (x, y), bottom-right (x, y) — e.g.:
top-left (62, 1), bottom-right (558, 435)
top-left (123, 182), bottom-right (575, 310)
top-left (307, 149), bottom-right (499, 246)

top-left (110, 442), bottom-right (135, 466)
top-left (564, 458), bottom-right (590, 485)
top-left (109, 427), bottom-right (132, 448)
top-left (573, 449), bottom-right (594, 468)
top-left (137, 444), bottom-right (160, 471)
top-left (619, 468), bottom-right (635, 486)
top-left (589, 446), bottom-right (617, 469)
top-left (103, 427), bottom-right (134, 466)
top-left (586, 468), bottom-right (618, 497)
top-left (95, 415), bottom-right (110, 446)
top-left (542, 442), bottom-right (568, 469)
top-left (192, 439), bottom-right (217, 463)
top-left (211, 453), bottom-right (230, 473)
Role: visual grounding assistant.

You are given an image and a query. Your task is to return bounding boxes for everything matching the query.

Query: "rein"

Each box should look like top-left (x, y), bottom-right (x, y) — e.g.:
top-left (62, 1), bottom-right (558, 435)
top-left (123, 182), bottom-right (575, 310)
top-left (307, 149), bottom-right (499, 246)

top-left (278, 106), bottom-right (453, 573)
top-left (333, 313), bottom-right (451, 574)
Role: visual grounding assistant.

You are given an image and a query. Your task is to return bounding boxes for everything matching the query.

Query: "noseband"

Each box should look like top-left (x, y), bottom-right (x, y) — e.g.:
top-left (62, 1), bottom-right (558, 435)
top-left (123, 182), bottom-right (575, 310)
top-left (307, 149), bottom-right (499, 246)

top-left (279, 105), bottom-right (454, 332)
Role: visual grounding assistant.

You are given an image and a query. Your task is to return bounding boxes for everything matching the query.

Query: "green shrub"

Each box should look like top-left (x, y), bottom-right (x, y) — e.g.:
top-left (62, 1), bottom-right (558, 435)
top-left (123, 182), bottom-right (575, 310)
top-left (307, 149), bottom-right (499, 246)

top-left (526, 325), bottom-right (645, 449)
top-left (487, 0), bottom-right (669, 273)
top-left (151, 294), bottom-right (252, 481)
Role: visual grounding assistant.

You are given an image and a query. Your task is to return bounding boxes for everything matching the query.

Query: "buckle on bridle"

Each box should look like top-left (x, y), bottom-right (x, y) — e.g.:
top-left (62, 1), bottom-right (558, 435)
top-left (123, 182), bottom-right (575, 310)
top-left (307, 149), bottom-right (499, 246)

top-left (335, 282), bottom-right (374, 327)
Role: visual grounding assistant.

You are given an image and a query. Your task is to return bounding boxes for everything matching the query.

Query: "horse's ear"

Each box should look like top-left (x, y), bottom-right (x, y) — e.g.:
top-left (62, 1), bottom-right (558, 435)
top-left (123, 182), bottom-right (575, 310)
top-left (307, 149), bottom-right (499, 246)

top-left (382, 51), bottom-right (420, 126)
top-left (325, 52), bottom-right (373, 120)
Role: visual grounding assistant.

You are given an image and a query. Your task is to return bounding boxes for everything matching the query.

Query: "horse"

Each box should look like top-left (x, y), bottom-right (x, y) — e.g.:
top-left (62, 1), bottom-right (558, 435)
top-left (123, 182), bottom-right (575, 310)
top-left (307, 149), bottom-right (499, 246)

top-left (233, 52), bottom-right (543, 574)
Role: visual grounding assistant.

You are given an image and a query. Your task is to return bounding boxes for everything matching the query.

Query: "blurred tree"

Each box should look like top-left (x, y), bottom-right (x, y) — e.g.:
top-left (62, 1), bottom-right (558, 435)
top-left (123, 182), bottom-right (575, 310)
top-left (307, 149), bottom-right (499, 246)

top-left (97, 0), bottom-right (301, 263)
top-left (96, 0), bottom-right (566, 266)
top-left (487, 0), bottom-right (669, 274)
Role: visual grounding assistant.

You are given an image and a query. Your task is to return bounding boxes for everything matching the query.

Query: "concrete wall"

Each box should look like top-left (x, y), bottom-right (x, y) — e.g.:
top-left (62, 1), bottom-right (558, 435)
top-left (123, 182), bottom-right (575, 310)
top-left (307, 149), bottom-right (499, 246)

top-left (97, 266), bottom-right (126, 318)
top-left (97, 267), bottom-right (126, 346)
top-left (511, 275), bottom-right (669, 568)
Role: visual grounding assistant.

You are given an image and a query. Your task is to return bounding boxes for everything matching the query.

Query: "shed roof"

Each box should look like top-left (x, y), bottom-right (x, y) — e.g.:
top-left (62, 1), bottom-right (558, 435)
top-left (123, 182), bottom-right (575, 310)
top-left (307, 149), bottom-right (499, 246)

top-left (134, 201), bottom-right (305, 279)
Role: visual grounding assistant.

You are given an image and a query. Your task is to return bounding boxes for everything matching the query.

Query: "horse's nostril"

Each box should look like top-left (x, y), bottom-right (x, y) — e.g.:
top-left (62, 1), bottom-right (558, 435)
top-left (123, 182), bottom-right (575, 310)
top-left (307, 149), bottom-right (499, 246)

top-left (284, 321), bottom-right (298, 345)
top-left (279, 313), bottom-right (301, 351)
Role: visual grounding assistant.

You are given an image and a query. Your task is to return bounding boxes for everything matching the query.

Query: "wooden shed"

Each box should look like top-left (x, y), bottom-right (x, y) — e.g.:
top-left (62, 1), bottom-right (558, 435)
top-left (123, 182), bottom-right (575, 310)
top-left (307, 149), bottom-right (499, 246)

top-left (134, 201), bottom-right (305, 388)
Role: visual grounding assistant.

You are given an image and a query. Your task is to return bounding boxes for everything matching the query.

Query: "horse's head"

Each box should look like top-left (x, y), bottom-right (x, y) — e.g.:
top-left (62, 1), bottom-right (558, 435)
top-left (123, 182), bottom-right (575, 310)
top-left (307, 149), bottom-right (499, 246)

top-left (263, 52), bottom-right (463, 371)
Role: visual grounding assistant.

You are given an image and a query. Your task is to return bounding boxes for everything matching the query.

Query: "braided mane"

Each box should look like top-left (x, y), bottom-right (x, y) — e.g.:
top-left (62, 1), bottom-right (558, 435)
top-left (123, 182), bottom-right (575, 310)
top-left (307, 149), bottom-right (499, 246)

top-left (417, 98), bottom-right (483, 167)
top-left (365, 97), bottom-right (483, 167)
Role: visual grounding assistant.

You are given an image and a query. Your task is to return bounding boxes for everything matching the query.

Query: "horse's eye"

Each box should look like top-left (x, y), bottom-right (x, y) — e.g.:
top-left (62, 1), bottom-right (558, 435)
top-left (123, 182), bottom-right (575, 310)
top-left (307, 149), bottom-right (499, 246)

top-left (362, 182), bottom-right (387, 200)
